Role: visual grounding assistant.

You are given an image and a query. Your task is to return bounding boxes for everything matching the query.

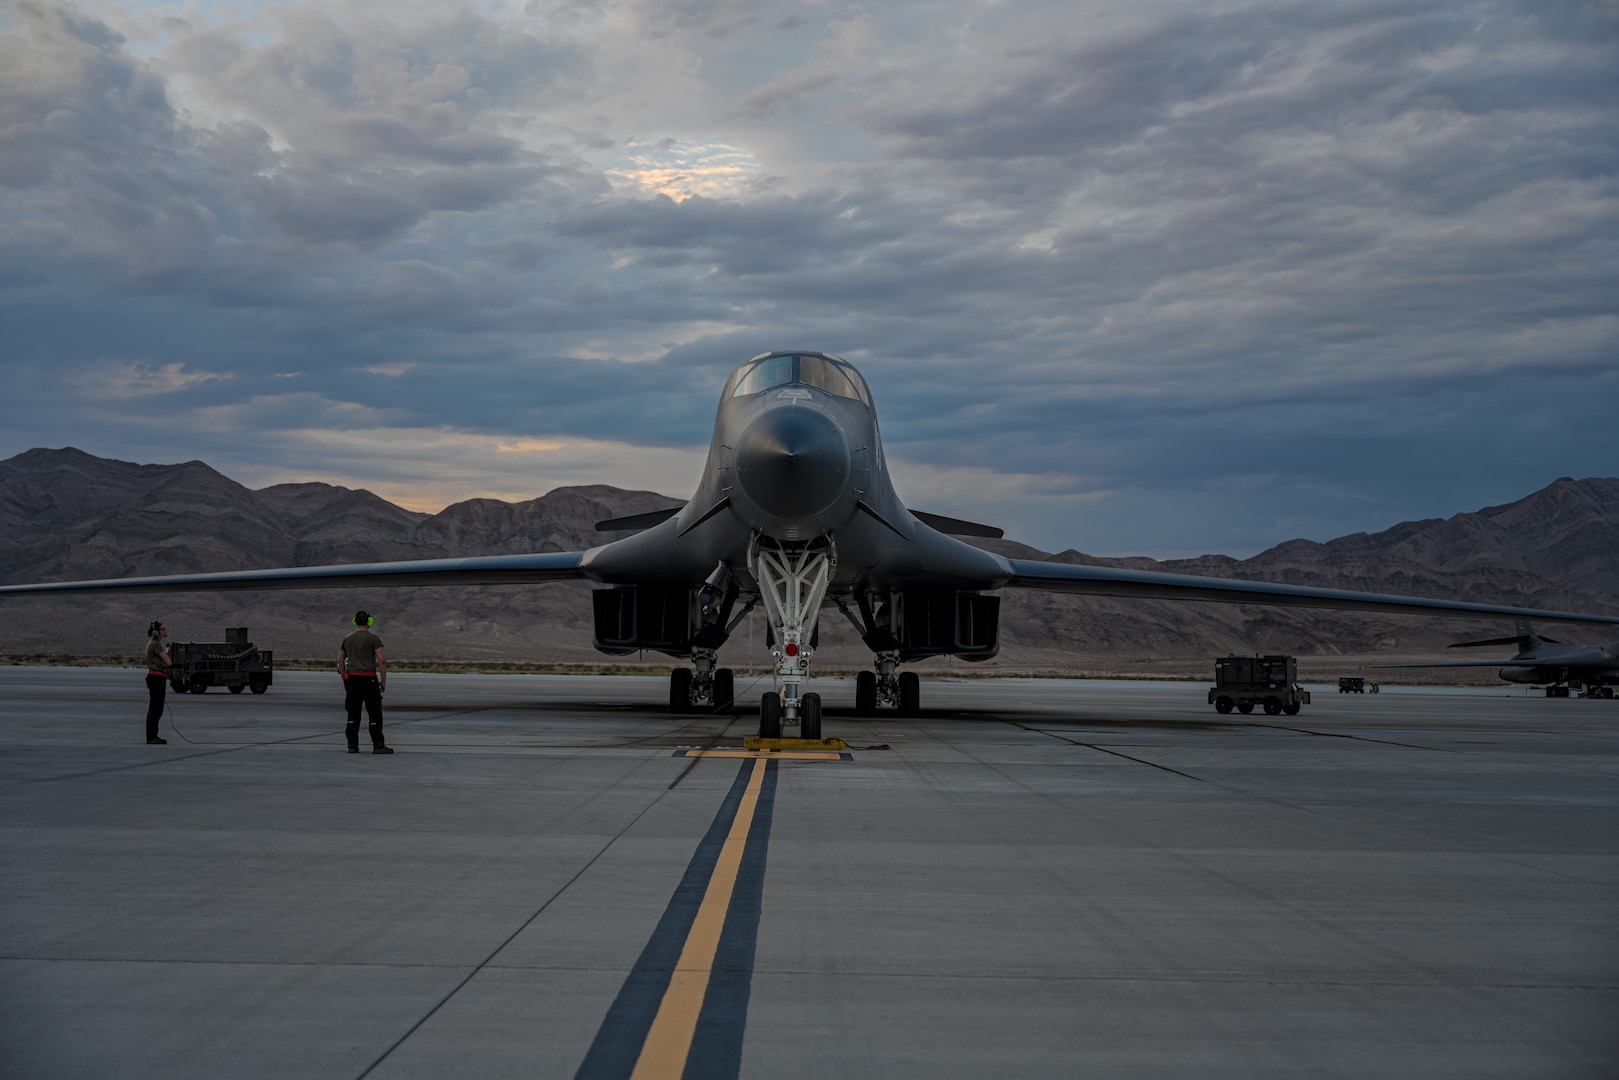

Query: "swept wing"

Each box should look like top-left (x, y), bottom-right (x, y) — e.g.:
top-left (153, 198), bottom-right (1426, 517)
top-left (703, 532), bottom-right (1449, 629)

top-left (999, 558), bottom-right (1619, 627)
top-left (0, 551), bottom-right (590, 596)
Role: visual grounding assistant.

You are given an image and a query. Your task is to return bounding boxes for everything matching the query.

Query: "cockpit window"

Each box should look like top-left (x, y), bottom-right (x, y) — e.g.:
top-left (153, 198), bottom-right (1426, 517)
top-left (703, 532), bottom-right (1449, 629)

top-left (728, 353), bottom-right (871, 405)
top-left (796, 355), bottom-right (857, 398)
top-left (731, 354), bottom-right (796, 397)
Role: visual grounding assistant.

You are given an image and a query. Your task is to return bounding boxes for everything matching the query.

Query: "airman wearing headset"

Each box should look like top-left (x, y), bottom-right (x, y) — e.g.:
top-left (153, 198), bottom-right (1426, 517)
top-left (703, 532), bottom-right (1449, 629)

top-left (144, 621), bottom-right (170, 745)
top-left (338, 610), bottom-right (391, 754)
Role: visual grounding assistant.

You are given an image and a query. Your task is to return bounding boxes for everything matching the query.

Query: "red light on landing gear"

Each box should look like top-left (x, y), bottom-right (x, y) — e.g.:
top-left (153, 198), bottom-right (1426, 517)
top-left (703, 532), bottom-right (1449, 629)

top-left (785, 642), bottom-right (799, 657)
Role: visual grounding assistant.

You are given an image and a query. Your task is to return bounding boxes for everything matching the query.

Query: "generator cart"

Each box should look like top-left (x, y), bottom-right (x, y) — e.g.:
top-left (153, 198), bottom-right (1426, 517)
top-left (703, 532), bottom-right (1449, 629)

top-left (171, 628), bottom-right (274, 695)
top-left (1209, 654), bottom-right (1310, 716)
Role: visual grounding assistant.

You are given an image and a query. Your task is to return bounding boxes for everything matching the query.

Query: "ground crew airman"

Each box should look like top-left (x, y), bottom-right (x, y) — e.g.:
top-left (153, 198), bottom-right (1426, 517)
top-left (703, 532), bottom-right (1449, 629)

top-left (144, 620), bottom-right (169, 744)
top-left (338, 610), bottom-right (391, 754)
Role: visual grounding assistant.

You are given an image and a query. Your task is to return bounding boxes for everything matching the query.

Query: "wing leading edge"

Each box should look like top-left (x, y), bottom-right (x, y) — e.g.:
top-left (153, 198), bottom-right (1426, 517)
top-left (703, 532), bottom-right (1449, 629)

top-left (0, 551), bottom-right (591, 597)
top-left (1001, 558), bottom-right (1619, 628)
top-left (1371, 660), bottom-right (1534, 669)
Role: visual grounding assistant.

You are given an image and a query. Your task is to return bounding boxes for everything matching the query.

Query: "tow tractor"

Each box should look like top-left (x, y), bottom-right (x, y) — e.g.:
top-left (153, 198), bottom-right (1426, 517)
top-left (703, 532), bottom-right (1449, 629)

top-left (1209, 654), bottom-right (1310, 716)
top-left (170, 627), bottom-right (274, 695)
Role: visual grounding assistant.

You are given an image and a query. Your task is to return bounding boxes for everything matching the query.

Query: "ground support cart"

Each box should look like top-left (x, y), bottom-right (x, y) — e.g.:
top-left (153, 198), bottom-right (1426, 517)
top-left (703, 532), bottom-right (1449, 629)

top-left (170, 628), bottom-right (274, 695)
top-left (1209, 654), bottom-right (1311, 716)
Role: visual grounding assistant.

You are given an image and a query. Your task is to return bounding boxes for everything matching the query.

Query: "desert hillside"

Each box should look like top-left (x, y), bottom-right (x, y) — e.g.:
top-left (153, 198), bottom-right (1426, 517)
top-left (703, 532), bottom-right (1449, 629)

top-left (2, 448), bottom-right (1615, 680)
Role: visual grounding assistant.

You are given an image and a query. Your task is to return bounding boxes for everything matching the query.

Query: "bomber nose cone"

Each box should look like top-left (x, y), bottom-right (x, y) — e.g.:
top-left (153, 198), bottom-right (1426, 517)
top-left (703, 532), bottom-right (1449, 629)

top-left (735, 406), bottom-right (852, 520)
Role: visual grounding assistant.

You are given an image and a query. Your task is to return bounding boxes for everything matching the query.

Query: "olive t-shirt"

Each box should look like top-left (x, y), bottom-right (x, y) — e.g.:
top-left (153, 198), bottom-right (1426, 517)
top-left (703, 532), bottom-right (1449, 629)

top-left (145, 637), bottom-right (166, 672)
top-left (341, 629), bottom-right (384, 673)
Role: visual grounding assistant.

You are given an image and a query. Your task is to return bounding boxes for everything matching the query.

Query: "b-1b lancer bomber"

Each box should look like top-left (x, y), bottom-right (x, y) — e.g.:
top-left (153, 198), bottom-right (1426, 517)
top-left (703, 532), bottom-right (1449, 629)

top-left (5, 351), bottom-right (1619, 735)
top-left (1380, 621), bottom-right (1619, 698)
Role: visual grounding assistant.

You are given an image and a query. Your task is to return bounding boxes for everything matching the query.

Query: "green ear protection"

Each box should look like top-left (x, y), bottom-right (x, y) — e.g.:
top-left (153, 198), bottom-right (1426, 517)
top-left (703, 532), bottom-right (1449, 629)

top-left (149, 621), bottom-right (162, 639)
top-left (354, 611), bottom-right (374, 627)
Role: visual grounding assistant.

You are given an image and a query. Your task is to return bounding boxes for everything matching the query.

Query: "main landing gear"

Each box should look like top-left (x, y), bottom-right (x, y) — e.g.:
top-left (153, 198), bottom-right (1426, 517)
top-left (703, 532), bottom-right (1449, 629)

top-left (853, 657), bottom-right (919, 716)
top-left (665, 563), bottom-right (754, 715)
top-left (668, 649), bottom-right (736, 713)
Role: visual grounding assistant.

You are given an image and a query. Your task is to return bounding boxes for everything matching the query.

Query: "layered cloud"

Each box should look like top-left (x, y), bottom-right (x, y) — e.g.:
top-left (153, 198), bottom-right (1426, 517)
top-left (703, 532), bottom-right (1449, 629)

top-left (1, 0), bottom-right (1615, 556)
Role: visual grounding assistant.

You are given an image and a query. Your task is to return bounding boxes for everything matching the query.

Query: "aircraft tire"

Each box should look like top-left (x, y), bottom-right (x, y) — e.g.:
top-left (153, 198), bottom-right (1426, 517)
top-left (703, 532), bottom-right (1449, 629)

top-left (1237, 701), bottom-right (1253, 714)
top-left (229, 684), bottom-right (245, 694)
top-left (1263, 697), bottom-right (1282, 715)
top-left (855, 671), bottom-right (877, 716)
top-left (898, 671), bottom-right (920, 716)
top-left (669, 668), bottom-right (692, 713)
top-left (713, 668), bottom-right (735, 713)
top-left (1214, 696), bottom-right (1233, 714)
top-left (759, 693), bottom-right (782, 738)
top-left (1283, 701), bottom-right (1301, 716)
top-left (801, 693), bottom-right (822, 739)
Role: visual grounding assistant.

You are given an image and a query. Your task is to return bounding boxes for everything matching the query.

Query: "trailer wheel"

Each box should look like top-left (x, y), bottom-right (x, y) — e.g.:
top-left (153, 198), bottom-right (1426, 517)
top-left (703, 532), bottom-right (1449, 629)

top-left (1283, 701), bottom-right (1301, 716)
top-left (1214, 696), bottom-right (1234, 714)
top-left (189, 682), bottom-right (208, 694)
top-left (249, 679), bottom-right (268, 695)
top-left (1263, 697), bottom-right (1282, 715)
top-left (228, 684), bottom-right (245, 694)
top-left (1237, 701), bottom-right (1253, 714)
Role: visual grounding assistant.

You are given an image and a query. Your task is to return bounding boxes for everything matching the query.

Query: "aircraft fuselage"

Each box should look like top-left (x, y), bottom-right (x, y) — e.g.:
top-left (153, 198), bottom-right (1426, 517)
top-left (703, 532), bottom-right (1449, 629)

top-left (581, 352), bottom-right (1008, 597)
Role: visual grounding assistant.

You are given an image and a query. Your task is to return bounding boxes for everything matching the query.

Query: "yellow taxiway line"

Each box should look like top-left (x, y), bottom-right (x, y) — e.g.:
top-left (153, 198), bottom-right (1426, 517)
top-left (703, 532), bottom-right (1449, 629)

top-left (629, 757), bottom-right (766, 1080)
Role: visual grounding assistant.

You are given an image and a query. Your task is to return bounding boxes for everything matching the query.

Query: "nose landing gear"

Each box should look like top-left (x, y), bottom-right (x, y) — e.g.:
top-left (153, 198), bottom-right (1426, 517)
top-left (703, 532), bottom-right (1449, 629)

top-left (749, 534), bottom-right (835, 737)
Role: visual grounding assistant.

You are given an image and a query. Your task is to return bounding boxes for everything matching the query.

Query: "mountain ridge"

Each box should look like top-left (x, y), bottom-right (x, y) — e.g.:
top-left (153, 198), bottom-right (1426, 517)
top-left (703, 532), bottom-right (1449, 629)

top-left (1, 447), bottom-right (1614, 671)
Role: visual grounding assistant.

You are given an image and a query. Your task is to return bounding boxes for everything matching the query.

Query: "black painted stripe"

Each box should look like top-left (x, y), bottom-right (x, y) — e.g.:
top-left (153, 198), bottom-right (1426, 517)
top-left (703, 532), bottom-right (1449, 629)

top-left (574, 759), bottom-right (777, 1080)
top-left (683, 759), bottom-right (778, 1079)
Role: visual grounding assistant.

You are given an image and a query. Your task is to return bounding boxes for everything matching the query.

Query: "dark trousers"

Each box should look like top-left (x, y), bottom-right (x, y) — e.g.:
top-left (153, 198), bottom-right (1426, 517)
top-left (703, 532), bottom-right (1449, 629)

top-left (345, 676), bottom-right (384, 748)
top-left (145, 674), bottom-right (166, 740)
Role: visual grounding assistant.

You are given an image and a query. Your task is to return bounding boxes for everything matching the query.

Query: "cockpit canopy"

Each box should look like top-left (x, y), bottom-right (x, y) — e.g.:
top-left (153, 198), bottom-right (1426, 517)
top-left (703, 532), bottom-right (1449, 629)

top-left (723, 351), bottom-right (871, 405)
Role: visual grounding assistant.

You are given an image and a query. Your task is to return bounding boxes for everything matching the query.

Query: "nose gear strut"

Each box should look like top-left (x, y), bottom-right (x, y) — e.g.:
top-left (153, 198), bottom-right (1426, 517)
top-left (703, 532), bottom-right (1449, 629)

top-left (748, 533), bottom-right (836, 737)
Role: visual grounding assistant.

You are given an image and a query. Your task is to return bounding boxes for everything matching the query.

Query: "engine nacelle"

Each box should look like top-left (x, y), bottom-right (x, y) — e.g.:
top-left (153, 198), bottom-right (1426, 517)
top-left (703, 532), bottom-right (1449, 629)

top-left (880, 587), bottom-right (1000, 662)
top-left (592, 584), bottom-right (697, 657)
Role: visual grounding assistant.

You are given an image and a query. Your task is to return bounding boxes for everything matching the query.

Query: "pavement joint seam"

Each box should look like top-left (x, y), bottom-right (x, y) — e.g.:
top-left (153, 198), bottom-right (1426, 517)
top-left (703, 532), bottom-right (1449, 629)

top-left (1242, 721), bottom-right (1456, 752)
top-left (352, 711), bottom-right (749, 1080)
top-left (1008, 720), bottom-right (1247, 793)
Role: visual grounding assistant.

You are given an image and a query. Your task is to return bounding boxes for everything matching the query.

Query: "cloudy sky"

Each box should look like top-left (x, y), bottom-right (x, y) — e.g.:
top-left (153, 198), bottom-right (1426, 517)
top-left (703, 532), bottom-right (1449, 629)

top-left (2, 0), bottom-right (1615, 558)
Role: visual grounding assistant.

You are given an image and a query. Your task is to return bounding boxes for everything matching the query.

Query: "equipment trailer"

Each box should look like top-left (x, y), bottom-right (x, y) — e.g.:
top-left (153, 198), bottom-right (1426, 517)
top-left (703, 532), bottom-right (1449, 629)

top-left (1209, 654), bottom-right (1310, 716)
top-left (171, 627), bottom-right (274, 695)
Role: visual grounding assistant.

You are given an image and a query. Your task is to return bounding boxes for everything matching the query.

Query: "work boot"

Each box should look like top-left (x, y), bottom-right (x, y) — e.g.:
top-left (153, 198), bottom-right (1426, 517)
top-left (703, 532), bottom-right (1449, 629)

top-left (147, 737), bottom-right (167, 745)
top-left (373, 746), bottom-right (394, 755)
top-left (347, 746), bottom-right (359, 753)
